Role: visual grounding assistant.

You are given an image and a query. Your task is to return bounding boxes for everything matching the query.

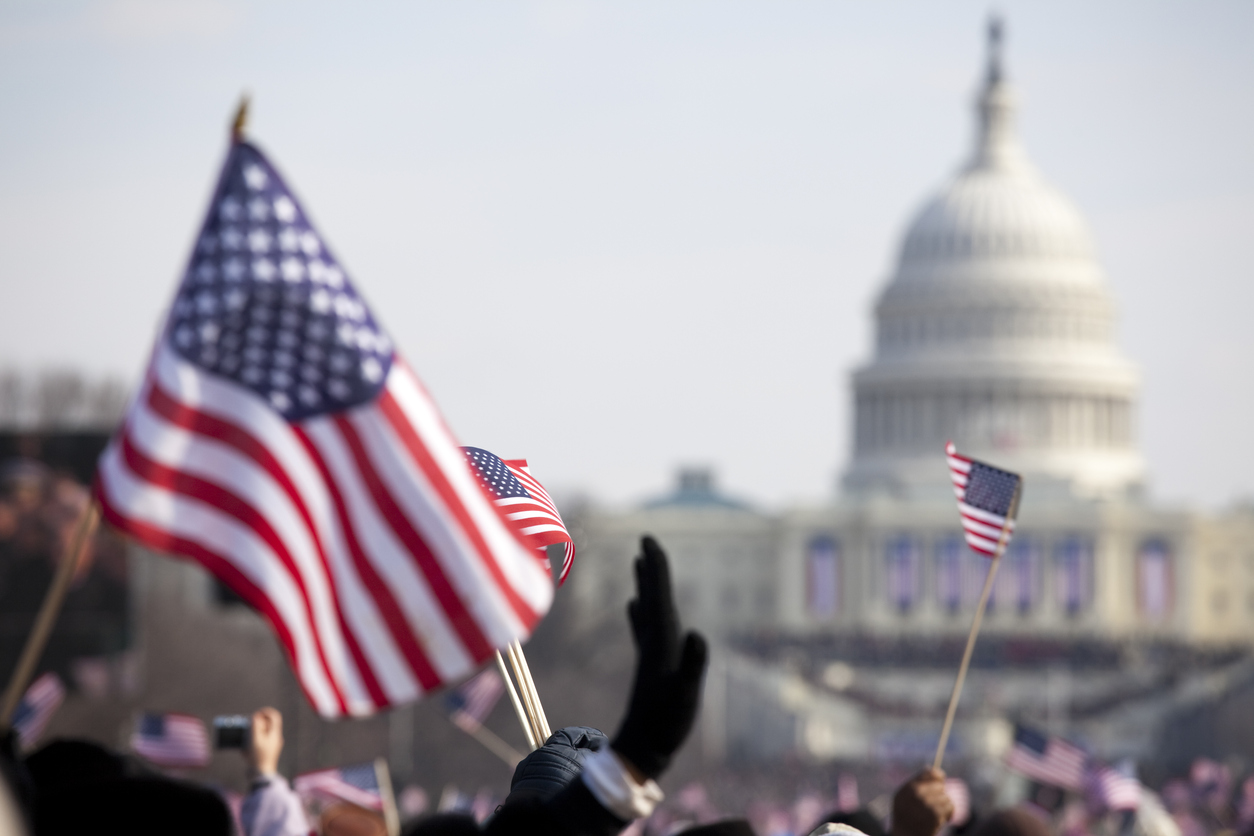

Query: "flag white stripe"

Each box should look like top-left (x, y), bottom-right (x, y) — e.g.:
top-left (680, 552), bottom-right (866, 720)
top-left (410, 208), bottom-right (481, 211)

top-left (960, 515), bottom-right (1008, 540)
top-left (135, 371), bottom-right (418, 715)
top-left (349, 408), bottom-right (528, 650)
top-left (125, 396), bottom-right (372, 709)
top-left (958, 501), bottom-right (1015, 527)
top-left (303, 419), bottom-right (472, 684)
top-left (98, 443), bottom-right (342, 715)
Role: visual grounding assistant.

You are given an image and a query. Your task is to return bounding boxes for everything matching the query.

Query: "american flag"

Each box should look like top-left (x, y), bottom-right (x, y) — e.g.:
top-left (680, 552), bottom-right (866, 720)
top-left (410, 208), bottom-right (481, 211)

top-left (944, 778), bottom-right (971, 826)
top-left (444, 667), bottom-right (505, 733)
top-left (130, 712), bottom-right (211, 768)
top-left (93, 139), bottom-right (553, 718)
top-left (463, 447), bottom-right (575, 585)
top-left (295, 761), bottom-right (383, 810)
top-left (12, 672), bottom-right (65, 750)
top-left (1086, 761), bottom-right (1141, 811)
top-left (946, 442), bottom-right (1022, 558)
top-left (1004, 725), bottom-right (1086, 791)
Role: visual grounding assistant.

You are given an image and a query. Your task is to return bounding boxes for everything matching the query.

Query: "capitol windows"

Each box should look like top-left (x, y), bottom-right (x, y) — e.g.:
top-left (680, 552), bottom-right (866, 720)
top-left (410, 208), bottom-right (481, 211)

top-left (885, 535), bottom-right (921, 613)
top-left (1053, 536), bottom-right (1094, 615)
top-left (934, 536), bottom-right (965, 613)
top-left (806, 536), bottom-right (840, 619)
top-left (1136, 539), bottom-right (1173, 621)
top-left (992, 538), bottom-right (1039, 614)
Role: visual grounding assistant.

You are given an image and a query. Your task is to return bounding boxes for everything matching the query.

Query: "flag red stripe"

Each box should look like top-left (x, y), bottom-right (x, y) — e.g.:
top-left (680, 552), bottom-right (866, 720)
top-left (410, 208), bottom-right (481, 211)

top-left (292, 427), bottom-right (443, 692)
top-left (145, 381), bottom-right (388, 710)
top-left (97, 487), bottom-right (329, 713)
top-left (332, 415), bottom-right (493, 662)
top-left (116, 432), bottom-right (350, 715)
top-left (377, 390), bottom-right (541, 630)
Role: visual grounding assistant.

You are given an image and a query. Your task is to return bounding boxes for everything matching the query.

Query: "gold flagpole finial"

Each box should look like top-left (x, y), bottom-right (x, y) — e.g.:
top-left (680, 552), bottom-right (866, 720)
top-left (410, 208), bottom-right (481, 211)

top-left (230, 94), bottom-right (250, 143)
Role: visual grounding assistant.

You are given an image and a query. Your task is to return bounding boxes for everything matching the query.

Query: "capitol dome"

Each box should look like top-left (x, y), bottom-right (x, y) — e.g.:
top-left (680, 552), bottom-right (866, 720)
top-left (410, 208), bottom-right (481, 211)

top-left (845, 21), bottom-right (1145, 498)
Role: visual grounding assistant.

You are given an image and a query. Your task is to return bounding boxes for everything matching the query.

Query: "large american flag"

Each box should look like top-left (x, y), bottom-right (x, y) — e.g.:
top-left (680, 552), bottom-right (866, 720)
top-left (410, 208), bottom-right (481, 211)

top-left (946, 441), bottom-right (1022, 558)
top-left (94, 139), bottom-right (553, 718)
top-left (1004, 724), bottom-right (1086, 791)
top-left (12, 672), bottom-right (65, 750)
top-left (463, 447), bottom-right (575, 585)
top-left (130, 712), bottom-right (211, 768)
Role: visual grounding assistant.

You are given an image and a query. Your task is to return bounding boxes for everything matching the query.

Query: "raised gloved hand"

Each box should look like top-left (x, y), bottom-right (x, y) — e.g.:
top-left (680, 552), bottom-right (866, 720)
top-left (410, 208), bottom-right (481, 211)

top-left (610, 535), bottom-right (708, 780)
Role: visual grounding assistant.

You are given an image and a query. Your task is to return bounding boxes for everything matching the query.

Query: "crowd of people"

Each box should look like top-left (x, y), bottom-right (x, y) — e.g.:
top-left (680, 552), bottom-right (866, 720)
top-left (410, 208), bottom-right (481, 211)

top-left (0, 534), bottom-right (1243, 836)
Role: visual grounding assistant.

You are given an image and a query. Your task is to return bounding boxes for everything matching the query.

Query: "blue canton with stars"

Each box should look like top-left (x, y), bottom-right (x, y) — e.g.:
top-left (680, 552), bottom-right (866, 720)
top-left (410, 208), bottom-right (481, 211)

top-left (963, 461), bottom-right (1021, 516)
top-left (168, 142), bottom-right (393, 420)
top-left (462, 447), bottom-right (531, 500)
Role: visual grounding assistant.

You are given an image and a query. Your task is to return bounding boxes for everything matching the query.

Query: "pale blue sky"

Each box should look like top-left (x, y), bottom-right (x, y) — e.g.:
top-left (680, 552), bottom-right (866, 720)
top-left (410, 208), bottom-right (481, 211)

top-left (1, 1), bottom-right (1251, 509)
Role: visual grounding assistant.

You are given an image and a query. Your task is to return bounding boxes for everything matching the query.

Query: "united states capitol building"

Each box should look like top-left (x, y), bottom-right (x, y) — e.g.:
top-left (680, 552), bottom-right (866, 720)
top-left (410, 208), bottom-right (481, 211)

top-left (566, 27), bottom-right (1254, 776)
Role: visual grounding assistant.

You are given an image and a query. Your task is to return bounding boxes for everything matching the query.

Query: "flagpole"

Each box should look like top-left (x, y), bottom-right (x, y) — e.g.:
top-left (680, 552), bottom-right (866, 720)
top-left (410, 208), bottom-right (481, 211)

top-left (446, 715), bottom-right (524, 768)
top-left (494, 651), bottom-right (538, 751)
top-left (510, 639), bottom-right (551, 741)
top-left (505, 643), bottom-right (546, 746)
top-left (933, 483), bottom-right (1021, 771)
top-left (373, 758), bottom-right (401, 836)
top-left (0, 501), bottom-right (101, 726)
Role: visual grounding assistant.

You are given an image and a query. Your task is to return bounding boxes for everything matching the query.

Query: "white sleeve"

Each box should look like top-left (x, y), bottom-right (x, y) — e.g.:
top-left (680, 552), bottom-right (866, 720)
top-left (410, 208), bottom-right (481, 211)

top-left (240, 774), bottom-right (312, 836)
top-left (579, 748), bottom-right (665, 821)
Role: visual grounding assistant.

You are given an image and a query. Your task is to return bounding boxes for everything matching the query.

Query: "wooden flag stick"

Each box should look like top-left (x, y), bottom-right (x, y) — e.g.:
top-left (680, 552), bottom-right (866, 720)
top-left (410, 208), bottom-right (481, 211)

top-left (932, 484), bottom-right (1021, 771)
top-left (510, 639), bottom-right (551, 741)
top-left (0, 500), bottom-right (101, 727)
top-left (495, 650), bottom-right (538, 751)
top-left (447, 715), bottom-right (524, 768)
top-left (373, 757), bottom-right (401, 836)
top-left (505, 643), bottom-right (546, 745)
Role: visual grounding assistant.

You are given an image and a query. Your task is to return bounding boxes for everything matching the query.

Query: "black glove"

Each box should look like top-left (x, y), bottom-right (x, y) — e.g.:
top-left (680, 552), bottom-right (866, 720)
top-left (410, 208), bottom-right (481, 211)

top-left (610, 535), bottom-right (708, 780)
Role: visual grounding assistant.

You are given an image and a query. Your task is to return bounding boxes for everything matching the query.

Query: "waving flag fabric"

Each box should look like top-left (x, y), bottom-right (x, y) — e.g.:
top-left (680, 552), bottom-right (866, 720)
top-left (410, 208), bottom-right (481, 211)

top-left (131, 712), bottom-right (211, 768)
top-left (296, 761), bottom-right (385, 810)
top-left (94, 138), bottom-right (553, 718)
top-left (463, 448), bottom-right (575, 585)
top-left (1087, 762), bottom-right (1141, 811)
top-left (445, 667), bottom-right (505, 733)
top-left (1004, 724), bottom-right (1086, 791)
top-left (946, 442), bottom-right (1022, 558)
top-left (12, 672), bottom-right (65, 750)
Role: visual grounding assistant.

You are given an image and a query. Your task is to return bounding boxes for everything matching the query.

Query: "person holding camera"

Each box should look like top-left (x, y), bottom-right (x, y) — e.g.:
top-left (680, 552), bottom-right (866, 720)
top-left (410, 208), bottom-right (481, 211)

top-left (239, 707), bottom-right (311, 836)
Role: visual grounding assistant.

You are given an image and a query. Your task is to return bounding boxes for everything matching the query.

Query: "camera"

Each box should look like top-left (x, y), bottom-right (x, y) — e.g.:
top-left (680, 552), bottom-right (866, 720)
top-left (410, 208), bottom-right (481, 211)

top-left (213, 715), bottom-right (251, 749)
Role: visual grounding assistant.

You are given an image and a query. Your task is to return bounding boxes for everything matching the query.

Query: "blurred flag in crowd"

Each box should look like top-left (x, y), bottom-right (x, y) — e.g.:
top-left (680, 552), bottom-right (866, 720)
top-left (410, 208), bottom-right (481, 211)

top-left (130, 712), bottom-right (210, 768)
top-left (12, 672), bottom-right (65, 750)
top-left (463, 448), bottom-right (575, 585)
top-left (944, 778), bottom-right (971, 826)
top-left (1004, 724), bottom-right (1086, 790)
top-left (445, 667), bottom-right (505, 733)
top-left (296, 761), bottom-right (385, 811)
top-left (946, 442), bottom-right (1022, 557)
top-left (1086, 760), bottom-right (1141, 811)
top-left (836, 772), bottom-right (859, 813)
top-left (94, 135), bottom-right (553, 719)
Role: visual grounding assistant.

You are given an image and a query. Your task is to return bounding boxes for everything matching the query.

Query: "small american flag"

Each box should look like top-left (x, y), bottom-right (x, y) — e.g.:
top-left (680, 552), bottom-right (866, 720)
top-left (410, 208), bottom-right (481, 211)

top-left (445, 667), bottom-right (505, 734)
top-left (1004, 725), bottom-right (1086, 791)
top-left (130, 712), bottom-right (211, 768)
top-left (295, 761), bottom-right (383, 810)
top-left (94, 138), bottom-right (553, 718)
top-left (463, 448), bottom-right (575, 585)
top-left (944, 778), bottom-right (971, 826)
top-left (1086, 761), bottom-right (1141, 811)
top-left (12, 672), bottom-right (65, 750)
top-left (946, 442), bottom-right (1022, 558)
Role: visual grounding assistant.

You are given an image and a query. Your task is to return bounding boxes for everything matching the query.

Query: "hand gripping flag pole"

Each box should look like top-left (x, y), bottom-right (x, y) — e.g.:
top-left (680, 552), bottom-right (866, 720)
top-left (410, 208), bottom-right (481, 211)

top-left (933, 442), bottom-right (1023, 770)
